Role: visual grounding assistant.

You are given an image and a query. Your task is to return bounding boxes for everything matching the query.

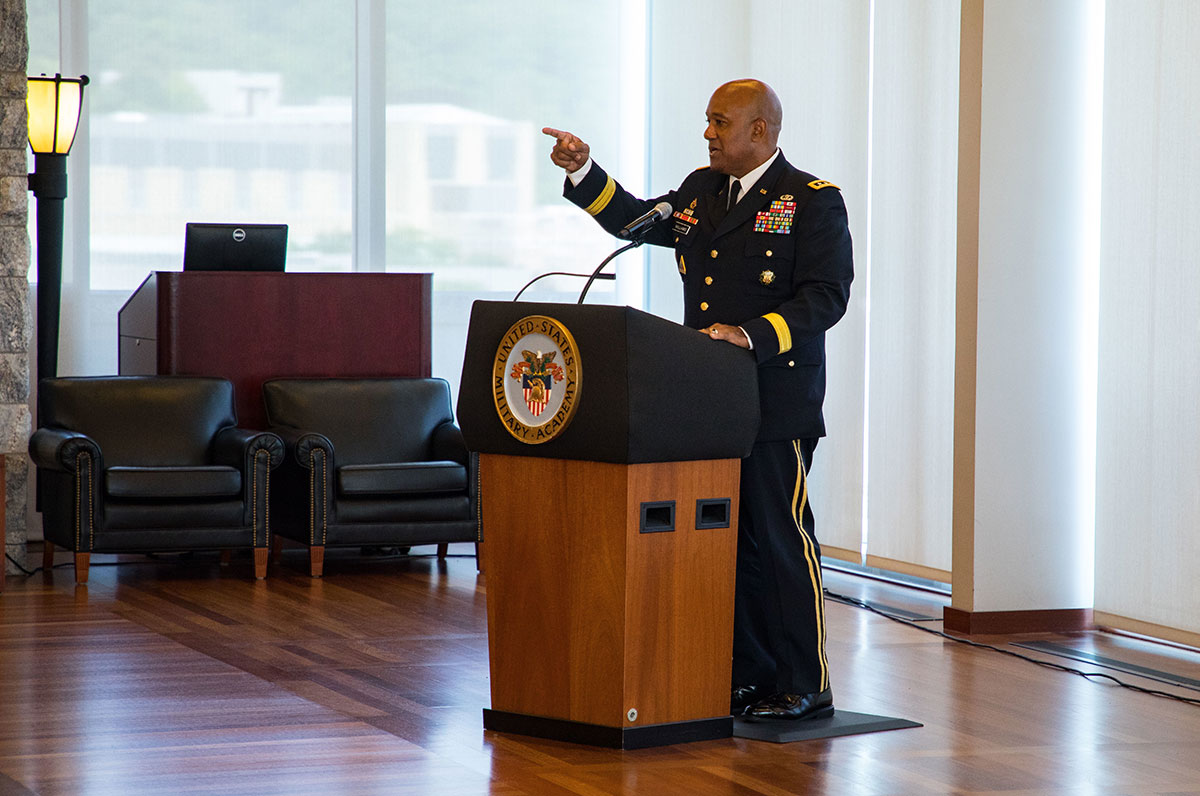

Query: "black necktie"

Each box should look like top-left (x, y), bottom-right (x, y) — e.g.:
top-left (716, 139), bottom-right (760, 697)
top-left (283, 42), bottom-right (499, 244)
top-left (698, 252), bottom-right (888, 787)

top-left (727, 179), bottom-right (741, 211)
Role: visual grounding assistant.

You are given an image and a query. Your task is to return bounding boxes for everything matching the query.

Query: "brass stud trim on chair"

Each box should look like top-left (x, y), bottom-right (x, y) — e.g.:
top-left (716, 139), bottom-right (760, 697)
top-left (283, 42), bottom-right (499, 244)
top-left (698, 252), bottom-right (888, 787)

top-left (475, 455), bottom-right (483, 543)
top-left (308, 450), bottom-right (316, 546)
top-left (253, 448), bottom-right (270, 547)
top-left (264, 451), bottom-right (270, 544)
top-left (308, 449), bottom-right (328, 546)
top-left (252, 451), bottom-right (259, 547)
top-left (74, 451), bottom-right (94, 551)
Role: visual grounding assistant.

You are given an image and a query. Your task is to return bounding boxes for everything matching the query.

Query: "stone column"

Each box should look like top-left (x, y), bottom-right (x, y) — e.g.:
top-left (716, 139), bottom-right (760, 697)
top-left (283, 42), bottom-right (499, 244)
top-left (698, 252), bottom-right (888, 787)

top-left (0, 0), bottom-right (32, 575)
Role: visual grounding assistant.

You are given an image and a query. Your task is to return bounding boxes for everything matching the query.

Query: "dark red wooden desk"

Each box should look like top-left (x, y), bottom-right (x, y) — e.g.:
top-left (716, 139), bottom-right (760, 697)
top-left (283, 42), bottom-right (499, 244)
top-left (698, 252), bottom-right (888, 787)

top-left (118, 272), bottom-right (431, 429)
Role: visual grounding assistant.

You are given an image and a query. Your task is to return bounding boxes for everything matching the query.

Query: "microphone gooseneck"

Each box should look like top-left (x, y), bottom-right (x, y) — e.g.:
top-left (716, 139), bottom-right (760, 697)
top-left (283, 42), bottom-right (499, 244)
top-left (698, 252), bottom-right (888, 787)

top-left (618, 201), bottom-right (673, 241)
top-left (512, 270), bottom-right (614, 301)
top-left (577, 239), bottom-right (643, 304)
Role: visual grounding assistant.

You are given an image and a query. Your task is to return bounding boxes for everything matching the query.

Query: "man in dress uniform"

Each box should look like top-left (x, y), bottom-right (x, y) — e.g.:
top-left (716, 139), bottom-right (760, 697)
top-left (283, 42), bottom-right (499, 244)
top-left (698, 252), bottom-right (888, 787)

top-left (543, 79), bottom-right (853, 721)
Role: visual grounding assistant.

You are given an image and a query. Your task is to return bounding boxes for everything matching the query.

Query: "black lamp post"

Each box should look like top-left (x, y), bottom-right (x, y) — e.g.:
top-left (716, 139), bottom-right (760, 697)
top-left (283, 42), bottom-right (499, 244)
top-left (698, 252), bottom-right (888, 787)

top-left (26, 73), bottom-right (89, 382)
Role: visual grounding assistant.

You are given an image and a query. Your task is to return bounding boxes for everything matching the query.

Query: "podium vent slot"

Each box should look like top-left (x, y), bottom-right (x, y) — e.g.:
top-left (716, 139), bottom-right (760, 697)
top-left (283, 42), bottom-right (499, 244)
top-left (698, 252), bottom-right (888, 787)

top-left (695, 498), bottom-right (731, 529)
top-left (639, 501), bottom-right (675, 534)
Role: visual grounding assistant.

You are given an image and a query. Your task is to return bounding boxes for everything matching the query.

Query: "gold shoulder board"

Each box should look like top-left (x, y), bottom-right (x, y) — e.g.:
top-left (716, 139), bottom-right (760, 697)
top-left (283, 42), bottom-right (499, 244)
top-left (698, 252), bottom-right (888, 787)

top-left (807, 179), bottom-right (838, 191)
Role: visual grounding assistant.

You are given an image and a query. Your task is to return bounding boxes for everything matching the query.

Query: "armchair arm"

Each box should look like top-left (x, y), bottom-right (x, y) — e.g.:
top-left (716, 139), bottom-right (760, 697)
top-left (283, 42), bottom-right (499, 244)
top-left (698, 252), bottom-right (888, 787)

top-left (269, 425), bottom-right (334, 547)
top-left (213, 427), bottom-right (284, 549)
top-left (28, 428), bottom-right (102, 472)
top-left (431, 421), bottom-right (469, 465)
top-left (212, 427), bottom-right (284, 469)
top-left (29, 428), bottom-right (101, 553)
top-left (269, 425), bottom-right (334, 469)
top-left (431, 422), bottom-right (479, 541)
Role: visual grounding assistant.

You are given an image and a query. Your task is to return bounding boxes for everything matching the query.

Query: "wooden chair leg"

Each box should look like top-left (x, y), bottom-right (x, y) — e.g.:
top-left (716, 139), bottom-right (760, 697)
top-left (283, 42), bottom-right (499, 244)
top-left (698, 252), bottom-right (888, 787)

top-left (253, 548), bottom-right (268, 579)
top-left (220, 549), bottom-right (233, 566)
top-left (309, 546), bottom-right (325, 578)
top-left (271, 534), bottom-right (283, 562)
top-left (43, 541), bottom-right (55, 570)
top-left (437, 543), bottom-right (449, 559)
top-left (74, 553), bottom-right (90, 584)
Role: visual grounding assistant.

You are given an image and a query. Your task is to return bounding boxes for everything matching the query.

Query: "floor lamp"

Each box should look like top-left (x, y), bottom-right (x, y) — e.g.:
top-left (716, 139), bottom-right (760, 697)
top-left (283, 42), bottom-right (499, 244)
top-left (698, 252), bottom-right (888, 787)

top-left (26, 73), bottom-right (89, 383)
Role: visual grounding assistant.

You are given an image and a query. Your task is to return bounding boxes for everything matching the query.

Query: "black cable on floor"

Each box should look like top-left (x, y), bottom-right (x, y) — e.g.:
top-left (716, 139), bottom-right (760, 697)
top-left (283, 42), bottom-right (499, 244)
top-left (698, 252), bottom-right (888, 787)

top-left (4, 551), bottom-right (44, 576)
top-left (824, 588), bottom-right (1200, 709)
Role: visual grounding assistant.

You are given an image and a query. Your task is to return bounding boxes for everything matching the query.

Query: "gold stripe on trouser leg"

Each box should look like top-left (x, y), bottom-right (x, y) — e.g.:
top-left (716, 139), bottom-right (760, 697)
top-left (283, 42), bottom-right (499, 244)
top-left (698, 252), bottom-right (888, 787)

top-left (791, 439), bottom-right (829, 691)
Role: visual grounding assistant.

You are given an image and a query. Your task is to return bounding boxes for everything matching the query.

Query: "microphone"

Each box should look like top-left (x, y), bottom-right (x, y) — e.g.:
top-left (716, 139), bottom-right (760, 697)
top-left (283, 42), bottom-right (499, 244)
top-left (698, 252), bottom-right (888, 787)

top-left (618, 201), bottom-right (672, 240)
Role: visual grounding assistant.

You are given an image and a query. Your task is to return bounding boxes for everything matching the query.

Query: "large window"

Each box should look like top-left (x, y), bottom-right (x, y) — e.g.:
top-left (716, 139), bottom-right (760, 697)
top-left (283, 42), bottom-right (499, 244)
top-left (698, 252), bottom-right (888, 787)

top-left (87, 0), bottom-right (355, 289)
top-left (383, 1), bottom-right (636, 393)
top-left (34, 1), bottom-right (641, 388)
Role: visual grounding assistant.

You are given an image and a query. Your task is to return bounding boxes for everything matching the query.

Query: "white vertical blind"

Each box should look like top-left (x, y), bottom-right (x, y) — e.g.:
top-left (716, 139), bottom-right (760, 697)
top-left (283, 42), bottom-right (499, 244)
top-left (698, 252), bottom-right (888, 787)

top-left (648, 1), bottom-right (958, 571)
top-left (646, 1), bottom-right (751, 325)
top-left (1095, 0), bottom-right (1200, 642)
top-left (747, 0), bottom-right (871, 563)
top-left (863, 1), bottom-right (959, 580)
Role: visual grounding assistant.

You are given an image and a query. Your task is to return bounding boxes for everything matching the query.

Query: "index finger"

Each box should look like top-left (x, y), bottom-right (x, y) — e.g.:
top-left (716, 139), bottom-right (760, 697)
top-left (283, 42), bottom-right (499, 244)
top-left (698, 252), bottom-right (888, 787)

top-left (542, 127), bottom-right (573, 142)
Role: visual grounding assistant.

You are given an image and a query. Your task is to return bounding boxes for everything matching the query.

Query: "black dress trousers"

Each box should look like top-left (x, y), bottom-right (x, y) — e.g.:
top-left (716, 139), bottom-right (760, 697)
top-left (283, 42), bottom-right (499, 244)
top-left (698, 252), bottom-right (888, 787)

top-left (732, 436), bottom-right (829, 695)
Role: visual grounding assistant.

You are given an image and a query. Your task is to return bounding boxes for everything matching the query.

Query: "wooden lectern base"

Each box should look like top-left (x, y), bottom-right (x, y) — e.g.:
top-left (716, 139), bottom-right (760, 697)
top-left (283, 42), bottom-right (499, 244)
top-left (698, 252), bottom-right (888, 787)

top-left (480, 454), bottom-right (740, 748)
top-left (483, 709), bottom-right (732, 750)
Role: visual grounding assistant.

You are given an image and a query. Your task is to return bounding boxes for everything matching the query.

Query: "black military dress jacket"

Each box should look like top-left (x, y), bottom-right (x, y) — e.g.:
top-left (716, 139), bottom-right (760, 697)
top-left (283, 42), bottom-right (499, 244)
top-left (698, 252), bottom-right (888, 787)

top-left (564, 152), bottom-right (854, 441)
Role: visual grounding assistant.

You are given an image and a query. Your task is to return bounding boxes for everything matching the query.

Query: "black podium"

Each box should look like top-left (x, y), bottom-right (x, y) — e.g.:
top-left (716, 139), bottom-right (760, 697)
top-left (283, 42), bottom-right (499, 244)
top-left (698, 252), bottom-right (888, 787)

top-left (458, 301), bottom-right (760, 748)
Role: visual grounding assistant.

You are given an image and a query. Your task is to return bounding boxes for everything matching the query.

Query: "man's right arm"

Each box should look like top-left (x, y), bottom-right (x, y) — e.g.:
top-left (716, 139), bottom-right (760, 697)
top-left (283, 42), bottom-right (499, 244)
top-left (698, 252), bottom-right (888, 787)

top-left (543, 127), bottom-right (674, 247)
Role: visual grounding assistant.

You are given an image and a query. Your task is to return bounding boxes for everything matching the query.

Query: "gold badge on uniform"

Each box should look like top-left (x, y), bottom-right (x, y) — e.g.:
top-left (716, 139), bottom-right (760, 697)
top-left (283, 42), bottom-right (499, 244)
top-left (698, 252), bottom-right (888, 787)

top-left (689, 198), bottom-right (697, 210)
top-left (759, 270), bottom-right (776, 285)
top-left (780, 194), bottom-right (794, 201)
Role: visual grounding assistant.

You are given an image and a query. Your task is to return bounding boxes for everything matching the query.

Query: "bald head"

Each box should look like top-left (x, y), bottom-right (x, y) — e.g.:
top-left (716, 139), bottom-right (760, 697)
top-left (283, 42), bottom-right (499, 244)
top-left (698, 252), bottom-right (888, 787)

top-left (704, 79), bottom-right (783, 176)
top-left (718, 79), bottom-right (783, 142)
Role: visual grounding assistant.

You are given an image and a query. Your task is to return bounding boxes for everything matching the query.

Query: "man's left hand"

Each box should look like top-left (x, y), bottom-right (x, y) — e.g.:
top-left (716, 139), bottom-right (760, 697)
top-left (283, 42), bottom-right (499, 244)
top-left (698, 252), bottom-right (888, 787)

top-left (701, 323), bottom-right (751, 349)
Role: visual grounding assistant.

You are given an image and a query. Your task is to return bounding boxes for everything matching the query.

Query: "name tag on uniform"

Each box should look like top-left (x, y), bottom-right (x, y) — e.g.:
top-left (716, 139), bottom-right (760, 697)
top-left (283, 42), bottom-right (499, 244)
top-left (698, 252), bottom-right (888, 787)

top-left (754, 200), bottom-right (796, 234)
top-left (673, 209), bottom-right (699, 236)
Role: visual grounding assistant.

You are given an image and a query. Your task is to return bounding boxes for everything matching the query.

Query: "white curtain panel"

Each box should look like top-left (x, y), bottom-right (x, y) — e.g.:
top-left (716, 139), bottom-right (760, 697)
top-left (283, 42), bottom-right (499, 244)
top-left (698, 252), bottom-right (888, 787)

top-left (862, 0), bottom-right (959, 580)
top-left (748, 0), bottom-right (871, 563)
top-left (1095, 0), bottom-right (1200, 641)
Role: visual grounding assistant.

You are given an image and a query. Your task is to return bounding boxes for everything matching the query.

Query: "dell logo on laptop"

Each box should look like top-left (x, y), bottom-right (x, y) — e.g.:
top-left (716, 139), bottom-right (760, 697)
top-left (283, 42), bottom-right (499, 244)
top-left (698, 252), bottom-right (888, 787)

top-left (232, 228), bottom-right (247, 242)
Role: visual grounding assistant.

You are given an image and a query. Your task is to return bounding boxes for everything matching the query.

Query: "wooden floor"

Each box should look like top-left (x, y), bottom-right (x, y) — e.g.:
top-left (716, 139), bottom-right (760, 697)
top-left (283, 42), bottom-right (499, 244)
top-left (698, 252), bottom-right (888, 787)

top-left (2, 545), bottom-right (1200, 795)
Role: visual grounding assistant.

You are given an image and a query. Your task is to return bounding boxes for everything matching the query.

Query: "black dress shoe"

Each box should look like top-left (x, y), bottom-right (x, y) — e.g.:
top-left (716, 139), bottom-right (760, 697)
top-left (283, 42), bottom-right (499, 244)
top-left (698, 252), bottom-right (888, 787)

top-left (730, 684), bottom-right (767, 716)
top-left (744, 688), bottom-right (834, 721)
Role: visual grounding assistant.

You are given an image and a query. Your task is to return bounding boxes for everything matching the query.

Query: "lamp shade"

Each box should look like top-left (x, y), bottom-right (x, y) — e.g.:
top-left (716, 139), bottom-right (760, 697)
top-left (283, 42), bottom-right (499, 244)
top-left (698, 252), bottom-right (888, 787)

top-left (27, 74), bottom-right (89, 155)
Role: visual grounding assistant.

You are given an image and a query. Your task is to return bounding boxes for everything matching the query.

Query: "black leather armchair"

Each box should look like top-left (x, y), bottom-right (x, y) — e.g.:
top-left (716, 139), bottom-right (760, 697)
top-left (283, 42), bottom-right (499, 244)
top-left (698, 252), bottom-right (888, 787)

top-left (30, 376), bottom-right (283, 583)
top-left (263, 378), bottom-right (480, 577)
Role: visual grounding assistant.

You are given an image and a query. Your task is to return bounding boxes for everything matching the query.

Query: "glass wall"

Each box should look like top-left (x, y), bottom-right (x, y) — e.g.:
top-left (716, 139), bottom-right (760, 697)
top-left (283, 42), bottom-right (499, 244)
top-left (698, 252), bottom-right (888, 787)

top-left (87, 0), bottom-right (355, 290)
top-left (32, 1), bottom-right (641, 391)
top-left (384, 1), bottom-right (636, 393)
